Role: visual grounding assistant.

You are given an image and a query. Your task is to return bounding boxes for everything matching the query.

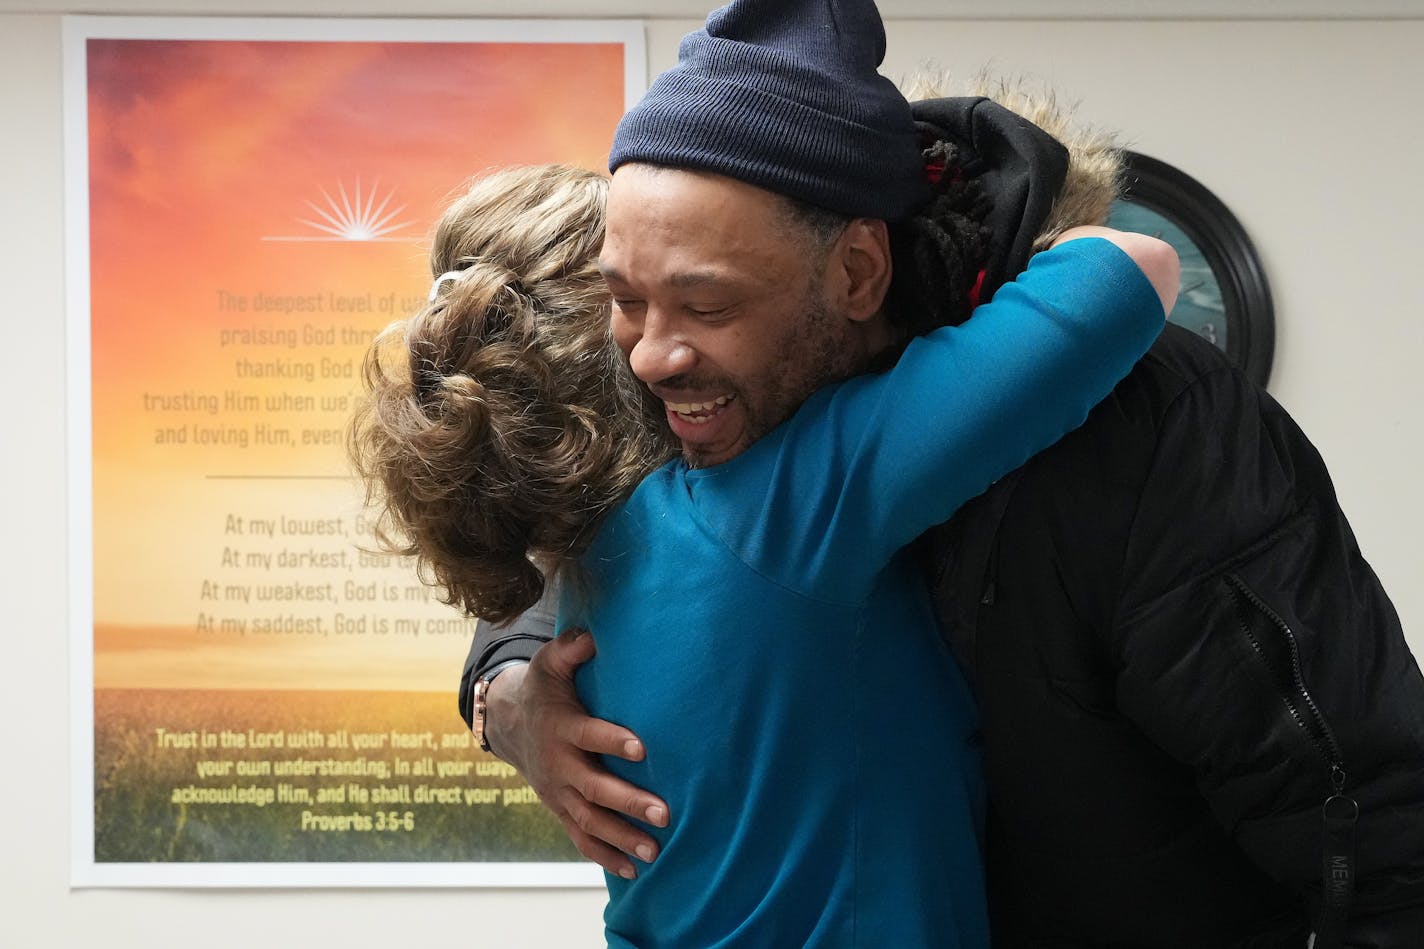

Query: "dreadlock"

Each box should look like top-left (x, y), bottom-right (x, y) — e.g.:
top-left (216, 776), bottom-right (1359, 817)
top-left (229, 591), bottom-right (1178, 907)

top-left (885, 139), bottom-right (992, 342)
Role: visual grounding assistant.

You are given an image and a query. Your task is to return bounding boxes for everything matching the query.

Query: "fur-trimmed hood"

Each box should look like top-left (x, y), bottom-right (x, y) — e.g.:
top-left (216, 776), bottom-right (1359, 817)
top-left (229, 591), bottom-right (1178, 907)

top-left (900, 72), bottom-right (1122, 249)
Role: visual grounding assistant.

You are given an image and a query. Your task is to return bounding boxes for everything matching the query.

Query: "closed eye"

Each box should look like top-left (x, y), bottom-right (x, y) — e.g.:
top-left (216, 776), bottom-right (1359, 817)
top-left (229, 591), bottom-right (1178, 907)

top-left (686, 304), bottom-right (734, 321)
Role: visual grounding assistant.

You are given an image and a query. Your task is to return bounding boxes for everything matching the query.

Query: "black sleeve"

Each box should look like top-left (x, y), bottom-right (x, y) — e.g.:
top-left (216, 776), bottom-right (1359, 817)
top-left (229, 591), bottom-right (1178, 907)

top-left (1111, 367), bottom-right (1424, 944)
top-left (456, 576), bottom-right (559, 728)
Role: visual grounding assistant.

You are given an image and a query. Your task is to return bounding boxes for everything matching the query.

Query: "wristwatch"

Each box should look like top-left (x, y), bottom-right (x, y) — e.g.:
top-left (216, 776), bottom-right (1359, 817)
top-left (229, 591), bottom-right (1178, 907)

top-left (472, 659), bottom-right (527, 753)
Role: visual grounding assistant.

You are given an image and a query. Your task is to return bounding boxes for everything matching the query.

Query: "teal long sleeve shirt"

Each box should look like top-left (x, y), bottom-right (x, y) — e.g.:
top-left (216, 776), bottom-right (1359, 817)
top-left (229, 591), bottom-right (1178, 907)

top-left (564, 238), bottom-right (1165, 948)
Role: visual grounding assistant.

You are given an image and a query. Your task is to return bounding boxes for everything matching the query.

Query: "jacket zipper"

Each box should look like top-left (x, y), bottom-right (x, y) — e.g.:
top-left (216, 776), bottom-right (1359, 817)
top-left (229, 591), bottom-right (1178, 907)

top-left (1224, 571), bottom-right (1357, 946)
top-left (1224, 571), bottom-right (1345, 784)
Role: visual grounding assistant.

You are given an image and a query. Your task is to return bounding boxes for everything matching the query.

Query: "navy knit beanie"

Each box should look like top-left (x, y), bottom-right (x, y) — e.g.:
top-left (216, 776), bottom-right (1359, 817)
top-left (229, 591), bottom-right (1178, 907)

top-left (609, 0), bottom-right (930, 221)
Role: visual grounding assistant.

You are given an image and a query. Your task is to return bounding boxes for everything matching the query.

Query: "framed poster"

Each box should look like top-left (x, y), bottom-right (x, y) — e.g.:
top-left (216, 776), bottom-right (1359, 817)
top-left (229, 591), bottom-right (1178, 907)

top-left (66, 15), bottom-right (642, 888)
top-left (1108, 151), bottom-right (1276, 387)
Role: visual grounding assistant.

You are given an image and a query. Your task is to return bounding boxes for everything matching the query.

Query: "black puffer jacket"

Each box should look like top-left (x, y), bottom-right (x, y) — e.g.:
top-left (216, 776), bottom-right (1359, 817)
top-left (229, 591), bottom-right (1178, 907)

top-left (923, 321), bottom-right (1424, 948)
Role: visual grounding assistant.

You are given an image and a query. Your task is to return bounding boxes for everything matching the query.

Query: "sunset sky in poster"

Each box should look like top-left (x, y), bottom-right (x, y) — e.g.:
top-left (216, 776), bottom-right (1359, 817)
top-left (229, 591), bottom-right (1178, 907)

top-left (85, 36), bottom-right (630, 690)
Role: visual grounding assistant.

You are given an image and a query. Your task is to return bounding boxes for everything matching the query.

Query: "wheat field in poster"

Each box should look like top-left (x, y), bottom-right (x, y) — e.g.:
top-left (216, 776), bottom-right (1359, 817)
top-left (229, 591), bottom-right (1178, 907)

top-left (67, 16), bottom-right (642, 887)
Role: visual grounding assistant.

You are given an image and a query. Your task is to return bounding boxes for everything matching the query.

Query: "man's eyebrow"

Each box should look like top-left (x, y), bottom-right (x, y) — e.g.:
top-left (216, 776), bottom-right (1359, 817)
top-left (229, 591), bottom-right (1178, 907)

top-left (667, 270), bottom-right (736, 290)
top-left (597, 261), bottom-right (737, 291)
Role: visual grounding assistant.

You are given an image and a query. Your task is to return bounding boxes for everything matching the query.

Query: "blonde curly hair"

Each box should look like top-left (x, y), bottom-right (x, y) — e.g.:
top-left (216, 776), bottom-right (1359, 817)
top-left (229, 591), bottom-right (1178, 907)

top-left (349, 164), bottom-right (674, 624)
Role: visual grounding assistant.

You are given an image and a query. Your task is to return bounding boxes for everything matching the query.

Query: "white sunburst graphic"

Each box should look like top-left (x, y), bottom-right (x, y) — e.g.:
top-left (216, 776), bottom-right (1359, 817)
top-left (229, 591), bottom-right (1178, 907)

top-left (263, 179), bottom-right (417, 242)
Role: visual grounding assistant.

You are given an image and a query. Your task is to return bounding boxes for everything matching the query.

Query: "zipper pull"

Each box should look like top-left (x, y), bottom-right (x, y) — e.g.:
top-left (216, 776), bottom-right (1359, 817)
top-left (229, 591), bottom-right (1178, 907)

top-left (1313, 766), bottom-right (1358, 949)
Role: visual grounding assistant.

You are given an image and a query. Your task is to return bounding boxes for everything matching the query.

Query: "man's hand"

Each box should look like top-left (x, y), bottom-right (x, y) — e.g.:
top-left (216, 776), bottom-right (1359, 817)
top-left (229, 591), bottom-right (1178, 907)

top-left (483, 626), bottom-right (669, 879)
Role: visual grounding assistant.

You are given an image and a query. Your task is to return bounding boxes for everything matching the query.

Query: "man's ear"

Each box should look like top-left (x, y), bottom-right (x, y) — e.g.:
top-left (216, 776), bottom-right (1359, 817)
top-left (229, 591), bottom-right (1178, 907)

top-left (832, 218), bottom-right (893, 323)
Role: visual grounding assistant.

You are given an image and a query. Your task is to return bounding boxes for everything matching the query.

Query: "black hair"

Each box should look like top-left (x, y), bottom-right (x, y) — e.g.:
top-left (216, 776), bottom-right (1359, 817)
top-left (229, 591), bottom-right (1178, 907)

top-left (885, 140), bottom-right (992, 341)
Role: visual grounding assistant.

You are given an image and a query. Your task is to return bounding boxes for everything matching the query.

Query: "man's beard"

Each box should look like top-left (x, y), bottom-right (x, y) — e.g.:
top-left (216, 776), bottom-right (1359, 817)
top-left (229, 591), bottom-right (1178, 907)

top-left (679, 292), bottom-right (861, 469)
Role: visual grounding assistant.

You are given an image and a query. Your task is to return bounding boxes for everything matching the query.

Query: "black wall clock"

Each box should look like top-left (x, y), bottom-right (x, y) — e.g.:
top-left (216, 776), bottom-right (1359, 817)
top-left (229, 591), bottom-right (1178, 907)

top-left (1106, 151), bottom-right (1275, 387)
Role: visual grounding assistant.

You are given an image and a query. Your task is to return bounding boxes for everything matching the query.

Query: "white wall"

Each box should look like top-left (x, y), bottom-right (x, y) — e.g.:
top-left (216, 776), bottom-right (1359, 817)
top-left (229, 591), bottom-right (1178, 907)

top-left (3, 5), bottom-right (1420, 947)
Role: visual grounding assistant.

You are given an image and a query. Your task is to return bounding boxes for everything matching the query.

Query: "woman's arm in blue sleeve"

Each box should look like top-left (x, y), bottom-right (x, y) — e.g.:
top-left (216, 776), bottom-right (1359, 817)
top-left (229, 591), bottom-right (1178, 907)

top-left (737, 232), bottom-right (1174, 595)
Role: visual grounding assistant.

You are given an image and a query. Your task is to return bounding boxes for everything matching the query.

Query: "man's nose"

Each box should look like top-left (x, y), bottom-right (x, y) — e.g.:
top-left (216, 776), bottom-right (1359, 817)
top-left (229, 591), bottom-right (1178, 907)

top-left (628, 312), bottom-right (695, 385)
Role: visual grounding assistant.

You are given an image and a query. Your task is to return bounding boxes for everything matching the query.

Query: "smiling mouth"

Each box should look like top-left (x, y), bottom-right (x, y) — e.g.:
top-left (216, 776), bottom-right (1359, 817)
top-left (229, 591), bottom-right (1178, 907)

top-left (665, 394), bottom-right (734, 425)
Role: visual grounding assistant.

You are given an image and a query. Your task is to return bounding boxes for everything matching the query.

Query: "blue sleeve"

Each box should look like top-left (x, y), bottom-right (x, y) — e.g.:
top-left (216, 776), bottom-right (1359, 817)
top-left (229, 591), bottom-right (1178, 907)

top-left (691, 237), bottom-right (1164, 600)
